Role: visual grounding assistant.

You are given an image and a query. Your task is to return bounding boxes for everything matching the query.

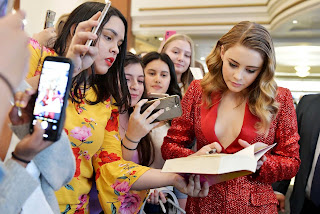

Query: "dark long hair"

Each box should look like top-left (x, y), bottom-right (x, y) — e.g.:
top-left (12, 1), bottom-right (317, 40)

top-left (136, 52), bottom-right (182, 166)
top-left (123, 53), bottom-right (154, 166)
top-left (54, 2), bottom-right (130, 111)
top-left (142, 52), bottom-right (182, 99)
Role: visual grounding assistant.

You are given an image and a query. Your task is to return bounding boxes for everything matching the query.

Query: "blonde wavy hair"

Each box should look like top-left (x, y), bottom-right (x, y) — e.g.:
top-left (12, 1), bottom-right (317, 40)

top-left (201, 21), bottom-right (279, 134)
top-left (161, 34), bottom-right (195, 94)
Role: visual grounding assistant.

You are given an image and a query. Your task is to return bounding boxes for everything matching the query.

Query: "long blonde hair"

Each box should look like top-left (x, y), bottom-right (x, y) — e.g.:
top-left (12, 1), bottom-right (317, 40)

top-left (201, 21), bottom-right (279, 134)
top-left (161, 34), bottom-right (195, 94)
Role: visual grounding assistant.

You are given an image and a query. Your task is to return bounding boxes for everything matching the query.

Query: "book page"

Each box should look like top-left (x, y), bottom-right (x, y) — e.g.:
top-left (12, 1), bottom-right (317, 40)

top-left (162, 142), bottom-right (277, 184)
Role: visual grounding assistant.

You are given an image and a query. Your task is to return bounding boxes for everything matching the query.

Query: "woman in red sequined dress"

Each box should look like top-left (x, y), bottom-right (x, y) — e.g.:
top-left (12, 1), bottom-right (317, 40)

top-left (161, 21), bottom-right (301, 213)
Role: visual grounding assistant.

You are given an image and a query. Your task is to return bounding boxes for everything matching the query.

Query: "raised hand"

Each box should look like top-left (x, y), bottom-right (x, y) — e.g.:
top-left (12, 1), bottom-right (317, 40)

top-left (125, 99), bottom-right (164, 142)
top-left (13, 121), bottom-right (52, 166)
top-left (66, 12), bottom-right (100, 77)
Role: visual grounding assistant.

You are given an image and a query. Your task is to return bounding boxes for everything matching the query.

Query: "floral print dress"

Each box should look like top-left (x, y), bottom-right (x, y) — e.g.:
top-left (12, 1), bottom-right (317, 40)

top-left (27, 39), bottom-right (150, 214)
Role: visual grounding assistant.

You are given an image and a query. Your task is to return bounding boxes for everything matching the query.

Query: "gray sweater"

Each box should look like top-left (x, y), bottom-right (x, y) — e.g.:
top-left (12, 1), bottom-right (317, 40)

top-left (0, 124), bottom-right (75, 214)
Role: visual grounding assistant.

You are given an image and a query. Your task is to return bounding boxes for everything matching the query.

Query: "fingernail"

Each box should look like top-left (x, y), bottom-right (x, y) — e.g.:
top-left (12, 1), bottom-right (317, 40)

top-left (15, 101), bottom-right (22, 107)
top-left (20, 100), bottom-right (26, 107)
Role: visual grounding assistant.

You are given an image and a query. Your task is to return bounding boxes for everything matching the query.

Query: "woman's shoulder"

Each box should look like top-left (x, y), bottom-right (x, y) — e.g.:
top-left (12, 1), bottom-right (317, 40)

top-left (276, 86), bottom-right (292, 101)
top-left (185, 80), bottom-right (202, 95)
top-left (28, 38), bottom-right (57, 55)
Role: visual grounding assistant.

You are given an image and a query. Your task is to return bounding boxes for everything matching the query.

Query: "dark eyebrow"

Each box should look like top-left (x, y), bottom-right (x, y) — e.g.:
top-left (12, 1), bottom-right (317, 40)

top-left (103, 28), bottom-right (124, 43)
top-left (229, 58), bottom-right (260, 69)
top-left (104, 28), bottom-right (118, 36)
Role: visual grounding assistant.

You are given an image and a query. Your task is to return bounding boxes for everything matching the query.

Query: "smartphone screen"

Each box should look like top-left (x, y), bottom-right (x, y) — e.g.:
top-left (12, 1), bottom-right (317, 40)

top-left (85, 0), bottom-right (111, 47)
top-left (31, 56), bottom-right (73, 141)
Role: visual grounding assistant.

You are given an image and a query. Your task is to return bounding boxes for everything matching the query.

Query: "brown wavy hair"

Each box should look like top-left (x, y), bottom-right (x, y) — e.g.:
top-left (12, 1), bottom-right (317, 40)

top-left (201, 21), bottom-right (279, 134)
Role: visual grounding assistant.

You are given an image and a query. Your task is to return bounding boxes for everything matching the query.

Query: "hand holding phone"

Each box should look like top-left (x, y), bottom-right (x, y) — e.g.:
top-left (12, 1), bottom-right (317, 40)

top-left (125, 99), bottom-right (164, 145)
top-left (85, 0), bottom-right (111, 47)
top-left (65, 12), bottom-right (101, 77)
top-left (30, 56), bottom-right (74, 141)
top-left (140, 95), bottom-right (182, 122)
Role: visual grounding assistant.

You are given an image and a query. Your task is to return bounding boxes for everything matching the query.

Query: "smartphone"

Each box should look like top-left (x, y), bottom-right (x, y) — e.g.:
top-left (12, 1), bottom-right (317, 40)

top-left (148, 93), bottom-right (169, 99)
top-left (140, 95), bottom-right (182, 122)
top-left (44, 10), bottom-right (56, 29)
top-left (85, 0), bottom-right (111, 47)
top-left (165, 30), bottom-right (176, 41)
top-left (30, 56), bottom-right (74, 141)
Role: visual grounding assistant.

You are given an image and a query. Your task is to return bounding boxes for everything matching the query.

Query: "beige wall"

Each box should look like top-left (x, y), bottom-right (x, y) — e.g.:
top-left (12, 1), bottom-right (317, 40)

top-left (21, 0), bottom-right (86, 36)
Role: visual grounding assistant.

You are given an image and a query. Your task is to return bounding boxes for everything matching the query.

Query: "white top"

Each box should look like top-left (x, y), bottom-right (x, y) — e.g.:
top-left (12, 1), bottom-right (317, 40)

top-left (306, 132), bottom-right (320, 198)
top-left (149, 123), bottom-right (170, 169)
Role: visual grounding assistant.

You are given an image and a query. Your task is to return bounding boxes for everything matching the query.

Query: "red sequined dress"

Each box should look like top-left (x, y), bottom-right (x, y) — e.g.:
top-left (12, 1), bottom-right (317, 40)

top-left (161, 80), bottom-right (300, 214)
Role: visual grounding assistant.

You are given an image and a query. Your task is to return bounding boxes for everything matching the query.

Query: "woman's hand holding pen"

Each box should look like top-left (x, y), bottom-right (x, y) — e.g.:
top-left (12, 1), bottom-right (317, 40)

top-left (190, 142), bottom-right (222, 157)
top-left (238, 139), bottom-right (267, 170)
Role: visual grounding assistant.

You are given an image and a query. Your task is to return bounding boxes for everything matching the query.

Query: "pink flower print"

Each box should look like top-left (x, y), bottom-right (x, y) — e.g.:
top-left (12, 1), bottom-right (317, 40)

top-left (29, 38), bottom-right (41, 50)
top-left (83, 151), bottom-right (88, 155)
top-left (76, 194), bottom-right (88, 210)
top-left (43, 46), bottom-right (55, 54)
top-left (71, 126), bottom-right (92, 142)
top-left (84, 155), bottom-right (90, 160)
top-left (118, 193), bottom-right (141, 214)
top-left (111, 180), bottom-right (130, 193)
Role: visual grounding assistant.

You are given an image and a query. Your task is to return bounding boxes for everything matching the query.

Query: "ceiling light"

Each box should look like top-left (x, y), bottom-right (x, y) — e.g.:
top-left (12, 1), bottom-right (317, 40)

top-left (294, 66), bottom-right (310, 78)
top-left (275, 46), bottom-right (320, 67)
top-left (200, 57), bottom-right (205, 61)
top-left (158, 37), bottom-right (163, 41)
top-left (292, 20), bottom-right (298, 24)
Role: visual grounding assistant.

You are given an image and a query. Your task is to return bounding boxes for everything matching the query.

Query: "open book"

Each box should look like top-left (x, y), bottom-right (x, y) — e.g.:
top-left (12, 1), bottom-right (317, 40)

top-left (162, 142), bottom-right (276, 185)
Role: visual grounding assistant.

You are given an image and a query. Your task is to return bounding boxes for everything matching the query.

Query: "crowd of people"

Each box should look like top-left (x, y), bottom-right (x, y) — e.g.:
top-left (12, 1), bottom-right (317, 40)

top-left (1, 1), bottom-right (319, 214)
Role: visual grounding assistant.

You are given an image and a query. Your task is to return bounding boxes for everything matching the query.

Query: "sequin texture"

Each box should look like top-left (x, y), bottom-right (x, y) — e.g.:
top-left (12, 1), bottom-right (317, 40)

top-left (161, 80), bottom-right (300, 213)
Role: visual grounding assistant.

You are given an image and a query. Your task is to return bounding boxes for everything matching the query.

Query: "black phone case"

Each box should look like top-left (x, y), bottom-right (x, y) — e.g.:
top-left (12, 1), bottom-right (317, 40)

top-left (30, 56), bottom-right (73, 141)
top-left (140, 95), bottom-right (182, 122)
